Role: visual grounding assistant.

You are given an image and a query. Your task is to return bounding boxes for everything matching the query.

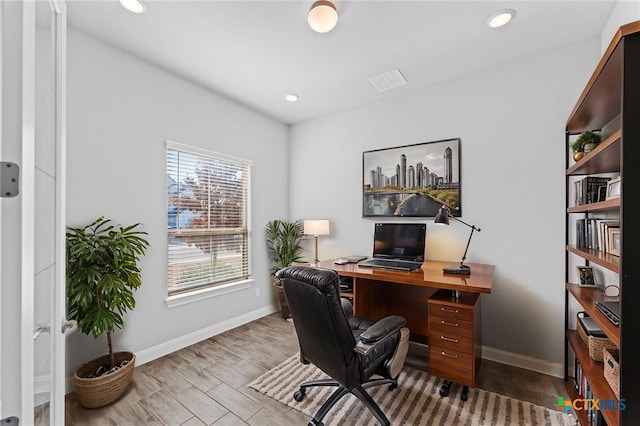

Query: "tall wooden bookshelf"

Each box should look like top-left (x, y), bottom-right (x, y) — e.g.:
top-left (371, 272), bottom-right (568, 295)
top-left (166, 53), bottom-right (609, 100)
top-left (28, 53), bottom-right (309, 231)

top-left (564, 21), bottom-right (640, 425)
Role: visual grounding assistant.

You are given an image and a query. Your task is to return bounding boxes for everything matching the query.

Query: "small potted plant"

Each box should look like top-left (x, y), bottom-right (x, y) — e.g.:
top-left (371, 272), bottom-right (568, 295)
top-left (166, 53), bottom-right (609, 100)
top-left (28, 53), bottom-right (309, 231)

top-left (66, 217), bottom-right (149, 408)
top-left (571, 131), bottom-right (602, 161)
top-left (265, 220), bottom-right (304, 319)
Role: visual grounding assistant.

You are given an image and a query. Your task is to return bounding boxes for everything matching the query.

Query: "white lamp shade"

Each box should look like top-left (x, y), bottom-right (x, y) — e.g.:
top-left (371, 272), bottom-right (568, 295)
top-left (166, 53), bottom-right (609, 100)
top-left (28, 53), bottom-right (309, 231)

top-left (304, 219), bottom-right (330, 235)
top-left (308, 1), bottom-right (338, 33)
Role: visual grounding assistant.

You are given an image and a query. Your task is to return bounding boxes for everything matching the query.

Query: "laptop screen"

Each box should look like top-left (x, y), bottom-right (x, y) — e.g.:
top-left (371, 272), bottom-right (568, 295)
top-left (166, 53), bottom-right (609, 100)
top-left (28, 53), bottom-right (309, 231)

top-left (372, 223), bottom-right (426, 261)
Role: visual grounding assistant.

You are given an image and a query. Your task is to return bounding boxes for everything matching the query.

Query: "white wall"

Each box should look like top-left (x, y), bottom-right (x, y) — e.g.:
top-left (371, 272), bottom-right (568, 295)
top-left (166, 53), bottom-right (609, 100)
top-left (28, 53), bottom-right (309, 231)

top-left (288, 37), bottom-right (601, 368)
top-left (65, 30), bottom-right (289, 377)
top-left (601, 1), bottom-right (640, 52)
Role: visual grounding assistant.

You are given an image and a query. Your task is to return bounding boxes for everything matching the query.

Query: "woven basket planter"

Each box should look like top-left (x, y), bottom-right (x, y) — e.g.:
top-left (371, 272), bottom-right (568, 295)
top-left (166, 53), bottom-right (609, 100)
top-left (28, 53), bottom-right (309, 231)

top-left (273, 277), bottom-right (291, 319)
top-left (73, 351), bottom-right (135, 408)
top-left (276, 281), bottom-right (291, 319)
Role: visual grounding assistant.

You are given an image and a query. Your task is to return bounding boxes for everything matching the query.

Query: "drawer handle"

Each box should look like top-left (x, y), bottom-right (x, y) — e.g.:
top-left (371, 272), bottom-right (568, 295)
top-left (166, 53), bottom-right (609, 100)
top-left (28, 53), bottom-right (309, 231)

top-left (440, 336), bottom-right (459, 343)
top-left (441, 307), bottom-right (459, 313)
top-left (441, 351), bottom-right (458, 359)
top-left (441, 320), bottom-right (459, 327)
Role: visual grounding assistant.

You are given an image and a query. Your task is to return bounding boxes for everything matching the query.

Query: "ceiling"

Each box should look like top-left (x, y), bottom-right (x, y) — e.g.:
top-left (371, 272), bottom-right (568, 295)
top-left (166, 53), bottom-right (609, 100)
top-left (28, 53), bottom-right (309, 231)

top-left (67, 1), bottom-right (617, 125)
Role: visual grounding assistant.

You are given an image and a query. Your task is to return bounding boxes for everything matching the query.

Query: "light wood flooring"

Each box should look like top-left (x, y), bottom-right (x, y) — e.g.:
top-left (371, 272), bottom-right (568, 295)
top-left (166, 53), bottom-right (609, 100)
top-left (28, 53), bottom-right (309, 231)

top-left (65, 312), bottom-right (570, 425)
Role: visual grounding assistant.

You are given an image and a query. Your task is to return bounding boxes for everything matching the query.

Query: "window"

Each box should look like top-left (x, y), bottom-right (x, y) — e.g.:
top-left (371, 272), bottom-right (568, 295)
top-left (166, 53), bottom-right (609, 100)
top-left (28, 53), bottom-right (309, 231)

top-left (166, 141), bottom-right (251, 296)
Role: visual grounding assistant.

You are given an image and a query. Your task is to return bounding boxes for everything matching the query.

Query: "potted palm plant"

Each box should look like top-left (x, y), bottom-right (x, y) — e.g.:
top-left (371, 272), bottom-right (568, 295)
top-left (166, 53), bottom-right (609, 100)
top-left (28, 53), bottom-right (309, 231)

top-left (66, 217), bottom-right (149, 408)
top-left (265, 220), bottom-right (304, 319)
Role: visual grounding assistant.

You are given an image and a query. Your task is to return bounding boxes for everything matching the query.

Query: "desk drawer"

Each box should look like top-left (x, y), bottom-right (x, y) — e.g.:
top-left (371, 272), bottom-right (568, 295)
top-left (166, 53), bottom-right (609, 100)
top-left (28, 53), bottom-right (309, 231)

top-left (429, 346), bottom-right (474, 386)
top-left (429, 331), bottom-right (473, 354)
top-left (429, 315), bottom-right (473, 337)
top-left (429, 302), bottom-right (473, 322)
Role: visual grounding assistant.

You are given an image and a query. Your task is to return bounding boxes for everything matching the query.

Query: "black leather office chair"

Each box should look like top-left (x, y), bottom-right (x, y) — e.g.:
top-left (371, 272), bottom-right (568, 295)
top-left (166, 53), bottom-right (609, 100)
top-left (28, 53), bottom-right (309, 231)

top-left (276, 266), bottom-right (410, 426)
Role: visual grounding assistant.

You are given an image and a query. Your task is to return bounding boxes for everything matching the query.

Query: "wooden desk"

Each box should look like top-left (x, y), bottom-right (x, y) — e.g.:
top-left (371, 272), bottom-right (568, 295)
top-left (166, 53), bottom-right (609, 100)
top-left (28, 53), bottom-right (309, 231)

top-left (317, 259), bottom-right (494, 390)
top-left (317, 260), bottom-right (493, 343)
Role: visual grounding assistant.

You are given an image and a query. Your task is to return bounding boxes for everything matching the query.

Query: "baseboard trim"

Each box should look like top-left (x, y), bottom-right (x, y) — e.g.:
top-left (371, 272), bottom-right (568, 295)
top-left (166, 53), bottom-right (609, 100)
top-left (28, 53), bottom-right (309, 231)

top-left (482, 345), bottom-right (564, 378)
top-left (134, 304), bottom-right (278, 366)
top-left (65, 304), bottom-right (280, 394)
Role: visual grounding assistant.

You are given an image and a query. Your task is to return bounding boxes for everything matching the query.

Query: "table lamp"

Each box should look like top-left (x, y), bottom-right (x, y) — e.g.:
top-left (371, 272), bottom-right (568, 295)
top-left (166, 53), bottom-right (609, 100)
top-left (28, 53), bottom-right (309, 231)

top-left (304, 219), bottom-right (330, 265)
top-left (434, 206), bottom-right (481, 275)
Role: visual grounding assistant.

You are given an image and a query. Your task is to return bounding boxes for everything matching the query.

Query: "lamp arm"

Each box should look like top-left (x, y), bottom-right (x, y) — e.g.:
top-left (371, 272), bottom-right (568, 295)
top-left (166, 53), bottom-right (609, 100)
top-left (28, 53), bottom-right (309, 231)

top-left (459, 225), bottom-right (479, 266)
top-left (448, 213), bottom-right (481, 232)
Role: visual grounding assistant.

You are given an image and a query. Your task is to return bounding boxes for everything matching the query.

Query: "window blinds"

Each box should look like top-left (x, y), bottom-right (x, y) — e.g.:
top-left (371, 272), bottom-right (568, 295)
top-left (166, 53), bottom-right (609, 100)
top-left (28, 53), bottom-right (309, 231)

top-left (167, 144), bottom-right (250, 295)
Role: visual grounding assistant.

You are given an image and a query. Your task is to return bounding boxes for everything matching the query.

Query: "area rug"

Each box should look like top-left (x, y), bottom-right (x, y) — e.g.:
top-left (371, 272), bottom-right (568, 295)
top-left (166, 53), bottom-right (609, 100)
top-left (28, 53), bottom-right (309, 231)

top-left (249, 354), bottom-right (577, 425)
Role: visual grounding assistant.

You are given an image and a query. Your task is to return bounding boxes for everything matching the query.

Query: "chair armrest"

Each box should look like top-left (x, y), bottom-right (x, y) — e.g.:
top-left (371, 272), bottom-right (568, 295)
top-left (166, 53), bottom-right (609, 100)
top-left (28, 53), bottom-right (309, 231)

top-left (354, 315), bottom-right (406, 355)
top-left (359, 315), bottom-right (406, 344)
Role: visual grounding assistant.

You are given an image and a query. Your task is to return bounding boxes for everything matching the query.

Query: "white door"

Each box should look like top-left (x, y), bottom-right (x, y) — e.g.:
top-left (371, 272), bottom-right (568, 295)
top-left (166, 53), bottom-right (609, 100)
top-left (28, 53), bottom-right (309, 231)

top-left (0, 1), bottom-right (67, 425)
top-left (33, 1), bottom-right (68, 425)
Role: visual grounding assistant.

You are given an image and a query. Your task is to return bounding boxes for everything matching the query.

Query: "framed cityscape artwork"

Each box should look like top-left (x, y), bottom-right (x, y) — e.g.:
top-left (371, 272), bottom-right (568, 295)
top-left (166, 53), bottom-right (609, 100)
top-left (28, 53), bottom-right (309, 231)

top-left (362, 138), bottom-right (461, 217)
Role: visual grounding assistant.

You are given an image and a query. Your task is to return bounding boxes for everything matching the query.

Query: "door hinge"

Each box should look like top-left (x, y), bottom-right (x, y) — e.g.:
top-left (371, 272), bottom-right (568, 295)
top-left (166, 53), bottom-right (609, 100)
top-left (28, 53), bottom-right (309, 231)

top-left (1, 162), bottom-right (19, 197)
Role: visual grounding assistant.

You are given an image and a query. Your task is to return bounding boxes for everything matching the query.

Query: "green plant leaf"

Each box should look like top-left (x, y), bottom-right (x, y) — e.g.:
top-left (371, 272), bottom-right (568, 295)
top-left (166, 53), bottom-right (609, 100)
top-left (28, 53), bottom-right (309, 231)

top-left (265, 219), bottom-right (304, 274)
top-left (66, 218), bottom-right (149, 354)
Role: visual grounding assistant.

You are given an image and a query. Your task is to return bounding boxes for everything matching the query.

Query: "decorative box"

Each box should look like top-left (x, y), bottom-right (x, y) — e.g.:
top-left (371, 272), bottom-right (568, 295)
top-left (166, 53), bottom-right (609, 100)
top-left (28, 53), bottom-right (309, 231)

top-left (577, 313), bottom-right (616, 362)
top-left (603, 347), bottom-right (620, 399)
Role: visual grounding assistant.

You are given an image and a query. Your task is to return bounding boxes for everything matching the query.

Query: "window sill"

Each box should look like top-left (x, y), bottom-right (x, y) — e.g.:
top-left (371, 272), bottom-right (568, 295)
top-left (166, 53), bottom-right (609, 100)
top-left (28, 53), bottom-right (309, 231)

top-left (164, 279), bottom-right (255, 308)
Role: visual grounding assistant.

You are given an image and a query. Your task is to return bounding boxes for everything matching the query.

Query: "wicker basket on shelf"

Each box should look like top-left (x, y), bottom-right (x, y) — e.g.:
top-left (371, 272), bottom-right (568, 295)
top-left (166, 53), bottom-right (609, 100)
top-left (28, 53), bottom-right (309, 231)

top-left (576, 317), bottom-right (616, 362)
top-left (603, 347), bottom-right (620, 399)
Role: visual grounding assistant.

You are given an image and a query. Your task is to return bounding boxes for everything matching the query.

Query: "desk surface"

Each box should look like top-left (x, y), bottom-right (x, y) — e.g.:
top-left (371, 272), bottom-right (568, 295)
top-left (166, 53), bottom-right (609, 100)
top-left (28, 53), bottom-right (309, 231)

top-left (317, 260), bottom-right (494, 294)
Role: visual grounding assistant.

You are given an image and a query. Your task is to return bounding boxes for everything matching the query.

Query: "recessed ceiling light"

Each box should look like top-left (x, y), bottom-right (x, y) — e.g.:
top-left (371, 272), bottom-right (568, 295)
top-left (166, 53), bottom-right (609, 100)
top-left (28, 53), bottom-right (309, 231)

top-left (285, 94), bottom-right (299, 102)
top-left (487, 9), bottom-right (515, 28)
top-left (120, 0), bottom-right (146, 14)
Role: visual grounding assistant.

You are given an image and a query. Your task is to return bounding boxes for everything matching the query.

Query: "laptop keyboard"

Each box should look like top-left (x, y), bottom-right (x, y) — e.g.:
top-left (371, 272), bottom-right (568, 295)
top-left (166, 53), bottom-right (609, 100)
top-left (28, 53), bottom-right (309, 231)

top-left (358, 258), bottom-right (422, 271)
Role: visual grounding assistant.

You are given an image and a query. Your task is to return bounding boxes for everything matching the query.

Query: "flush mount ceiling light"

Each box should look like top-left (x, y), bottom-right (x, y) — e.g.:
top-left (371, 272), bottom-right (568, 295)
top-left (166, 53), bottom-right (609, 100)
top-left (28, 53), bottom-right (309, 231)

top-left (487, 9), bottom-right (515, 28)
top-left (285, 94), bottom-right (299, 102)
top-left (120, 0), bottom-right (146, 14)
top-left (308, 1), bottom-right (338, 33)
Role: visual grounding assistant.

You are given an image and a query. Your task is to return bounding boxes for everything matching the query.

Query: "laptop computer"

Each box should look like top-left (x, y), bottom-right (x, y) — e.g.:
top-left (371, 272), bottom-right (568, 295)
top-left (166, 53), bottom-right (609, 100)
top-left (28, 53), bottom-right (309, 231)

top-left (595, 301), bottom-right (620, 326)
top-left (358, 223), bottom-right (426, 271)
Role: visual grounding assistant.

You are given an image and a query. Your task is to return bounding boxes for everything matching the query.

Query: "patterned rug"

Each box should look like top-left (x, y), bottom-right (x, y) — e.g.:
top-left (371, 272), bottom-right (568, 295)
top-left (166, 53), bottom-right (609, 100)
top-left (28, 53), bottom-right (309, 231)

top-left (249, 354), bottom-right (577, 425)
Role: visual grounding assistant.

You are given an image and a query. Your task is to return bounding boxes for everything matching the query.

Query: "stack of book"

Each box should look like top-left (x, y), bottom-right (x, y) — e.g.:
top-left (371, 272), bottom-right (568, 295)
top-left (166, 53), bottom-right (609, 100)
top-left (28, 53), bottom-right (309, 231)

top-left (574, 359), bottom-right (595, 422)
top-left (576, 218), bottom-right (619, 252)
top-left (574, 176), bottom-right (611, 206)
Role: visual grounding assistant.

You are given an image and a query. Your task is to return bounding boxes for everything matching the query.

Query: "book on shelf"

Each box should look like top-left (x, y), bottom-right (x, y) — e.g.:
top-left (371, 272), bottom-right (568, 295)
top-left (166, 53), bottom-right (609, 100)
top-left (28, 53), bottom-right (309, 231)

top-left (575, 218), bottom-right (619, 252)
top-left (574, 176), bottom-right (611, 206)
top-left (576, 219), bottom-right (585, 248)
top-left (574, 359), bottom-right (595, 422)
top-left (599, 220), bottom-right (619, 254)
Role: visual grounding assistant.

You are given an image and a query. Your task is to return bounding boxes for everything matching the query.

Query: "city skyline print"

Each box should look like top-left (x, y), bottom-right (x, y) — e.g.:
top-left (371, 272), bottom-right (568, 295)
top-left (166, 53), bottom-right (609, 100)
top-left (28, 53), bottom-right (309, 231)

top-left (362, 138), bottom-right (461, 218)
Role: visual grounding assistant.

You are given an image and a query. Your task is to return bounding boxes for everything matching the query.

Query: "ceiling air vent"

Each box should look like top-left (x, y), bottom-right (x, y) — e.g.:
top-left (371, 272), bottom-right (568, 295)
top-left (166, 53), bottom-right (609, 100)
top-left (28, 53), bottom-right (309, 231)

top-left (369, 69), bottom-right (408, 92)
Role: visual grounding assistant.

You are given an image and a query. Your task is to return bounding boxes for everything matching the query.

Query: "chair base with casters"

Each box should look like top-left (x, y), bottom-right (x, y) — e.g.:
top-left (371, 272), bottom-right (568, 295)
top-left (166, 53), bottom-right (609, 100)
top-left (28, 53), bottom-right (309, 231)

top-left (293, 376), bottom-right (400, 426)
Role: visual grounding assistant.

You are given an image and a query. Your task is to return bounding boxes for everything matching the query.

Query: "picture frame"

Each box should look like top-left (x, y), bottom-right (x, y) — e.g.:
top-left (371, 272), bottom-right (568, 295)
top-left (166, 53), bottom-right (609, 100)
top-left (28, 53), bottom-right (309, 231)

top-left (577, 265), bottom-right (596, 286)
top-left (608, 227), bottom-right (621, 256)
top-left (605, 176), bottom-right (621, 200)
top-left (597, 185), bottom-right (607, 202)
top-left (362, 138), bottom-right (461, 217)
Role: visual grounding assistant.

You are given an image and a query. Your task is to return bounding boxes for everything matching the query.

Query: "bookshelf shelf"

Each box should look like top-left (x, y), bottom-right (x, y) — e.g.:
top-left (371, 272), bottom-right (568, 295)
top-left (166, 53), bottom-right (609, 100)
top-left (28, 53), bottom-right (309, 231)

top-left (567, 198), bottom-right (619, 213)
top-left (567, 129), bottom-right (621, 176)
top-left (566, 246), bottom-right (620, 273)
top-left (566, 284), bottom-right (620, 346)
